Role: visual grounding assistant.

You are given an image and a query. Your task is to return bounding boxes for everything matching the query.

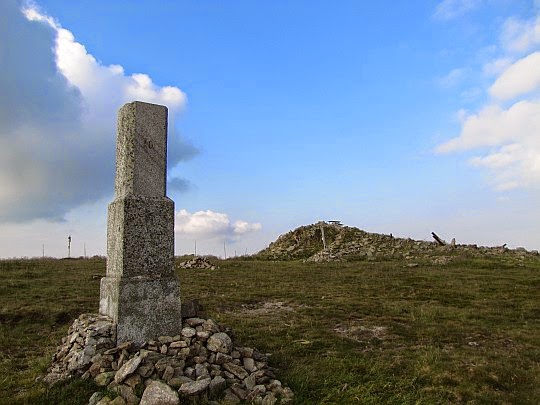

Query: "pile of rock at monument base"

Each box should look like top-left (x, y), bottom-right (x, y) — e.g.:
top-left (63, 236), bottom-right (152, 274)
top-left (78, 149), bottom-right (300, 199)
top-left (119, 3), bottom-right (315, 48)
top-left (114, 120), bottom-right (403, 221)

top-left (44, 313), bottom-right (293, 405)
top-left (256, 221), bottom-right (539, 265)
top-left (178, 256), bottom-right (220, 270)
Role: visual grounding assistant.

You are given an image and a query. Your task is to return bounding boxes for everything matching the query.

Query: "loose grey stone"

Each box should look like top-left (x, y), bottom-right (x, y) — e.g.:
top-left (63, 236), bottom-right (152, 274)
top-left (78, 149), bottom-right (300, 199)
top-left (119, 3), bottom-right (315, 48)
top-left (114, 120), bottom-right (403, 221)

top-left (244, 374), bottom-right (257, 391)
top-left (115, 355), bottom-right (143, 383)
top-left (95, 371), bottom-right (116, 387)
top-left (230, 383), bottom-right (247, 400)
top-left (88, 391), bottom-right (104, 405)
top-left (223, 363), bottom-right (249, 380)
top-left (108, 397), bottom-right (126, 405)
top-left (195, 363), bottom-right (210, 378)
top-left (96, 397), bottom-right (112, 405)
top-left (222, 388), bottom-right (240, 404)
top-left (168, 376), bottom-right (192, 389)
top-left (202, 319), bottom-right (220, 333)
top-left (170, 340), bottom-right (187, 349)
top-left (178, 378), bottom-right (211, 396)
top-left (209, 375), bottom-right (227, 398)
top-left (262, 392), bottom-right (278, 405)
top-left (214, 352), bottom-right (232, 365)
top-left (246, 384), bottom-right (266, 401)
top-left (140, 380), bottom-right (179, 405)
top-left (206, 333), bottom-right (233, 354)
top-left (185, 317), bottom-right (205, 327)
top-left (162, 365), bottom-right (175, 382)
top-left (114, 384), bottom-right (139, 405)
top-left (243, 357), bottom-right (256, 372)
top-left (181, 327), bottom-right (196, 338)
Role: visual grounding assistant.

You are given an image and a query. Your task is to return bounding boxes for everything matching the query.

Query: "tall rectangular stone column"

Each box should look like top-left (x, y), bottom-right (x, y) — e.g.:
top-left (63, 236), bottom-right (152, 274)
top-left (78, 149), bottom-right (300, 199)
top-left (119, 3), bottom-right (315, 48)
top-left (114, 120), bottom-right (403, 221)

top-left (99, 101), bottom-right (182, 346)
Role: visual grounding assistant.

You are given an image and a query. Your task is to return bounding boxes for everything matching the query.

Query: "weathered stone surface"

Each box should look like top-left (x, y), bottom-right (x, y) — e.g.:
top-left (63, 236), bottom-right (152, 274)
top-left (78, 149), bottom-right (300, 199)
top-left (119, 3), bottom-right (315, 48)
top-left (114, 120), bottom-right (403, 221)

top-left (207, 332), bottom-right (233, 354)
top-left (223, 362), bottom-right (249, 380)
top-left (209, 375), bottom-right (227, 398)
top-left (115, 354), bottom-right (143, 383)
top-left (244, 373), bottom-right (257, 391)
top-left (178, 378), bottom-right (211, 396)
top-left (89, 391), bottom-right (104, 405)
top-left (114, 101), bottom-right (167, 198)
top-left (247, 384), bottom-right (266, 401)
top-left (243, 357), bottom-right (256, 372)
top-left (168, 376), bottom-right (192, 388)
top-left (109, 396), bottom-right (126, 405)
top-left (262, 392), bottom-right (278, 405)
top-left (195, 363), bottom-right (210, 378)
top-left (100, 101), bottom-right (182, 347)
top-left (140, 380), bottom-right (179, 405)
top-left (114, 384), bottom-right (139, 405)
top-left (180, 299), bottom-right (205, 319)
top-left (214, 352), bottom-right (232, 365)
top-left (223, 388), bottom-right (240, 403)
top-left (181, 327), bottom-right (196, 338)
top-left (185, 317), bottom-right (206, 327)
top-left (230, 383), bottom-right (247, 400)
top-left (96, 396), bottom-right (113, 405)
top-left (95, 371), bottom-right (116, 386)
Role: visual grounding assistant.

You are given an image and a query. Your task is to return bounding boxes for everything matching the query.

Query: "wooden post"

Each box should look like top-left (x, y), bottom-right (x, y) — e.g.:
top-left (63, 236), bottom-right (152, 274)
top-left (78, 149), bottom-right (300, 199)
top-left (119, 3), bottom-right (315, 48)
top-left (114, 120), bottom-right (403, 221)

top-left (431, 232), bottom-right (446, 246)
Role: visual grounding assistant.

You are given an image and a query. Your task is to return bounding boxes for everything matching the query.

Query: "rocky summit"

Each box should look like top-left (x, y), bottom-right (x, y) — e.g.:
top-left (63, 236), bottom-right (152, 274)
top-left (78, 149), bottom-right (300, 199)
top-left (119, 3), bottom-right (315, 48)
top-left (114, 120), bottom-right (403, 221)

top-left (256, 221), bottom-right (538, 264)
top-left (44, 314), bottom-right (293, 405)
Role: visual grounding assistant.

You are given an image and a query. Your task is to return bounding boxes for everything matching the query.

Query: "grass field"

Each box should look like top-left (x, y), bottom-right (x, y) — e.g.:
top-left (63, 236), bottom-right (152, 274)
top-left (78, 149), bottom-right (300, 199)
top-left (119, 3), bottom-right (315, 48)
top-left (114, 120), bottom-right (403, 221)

top-left (1, 256), bottom-right (539, 404)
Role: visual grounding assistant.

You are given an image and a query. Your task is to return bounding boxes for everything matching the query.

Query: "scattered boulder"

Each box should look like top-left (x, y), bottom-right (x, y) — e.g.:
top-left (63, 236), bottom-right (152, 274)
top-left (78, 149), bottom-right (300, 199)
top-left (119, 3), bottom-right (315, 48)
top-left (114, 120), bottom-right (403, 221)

top-left (140, 380), bottom-right (179, 405)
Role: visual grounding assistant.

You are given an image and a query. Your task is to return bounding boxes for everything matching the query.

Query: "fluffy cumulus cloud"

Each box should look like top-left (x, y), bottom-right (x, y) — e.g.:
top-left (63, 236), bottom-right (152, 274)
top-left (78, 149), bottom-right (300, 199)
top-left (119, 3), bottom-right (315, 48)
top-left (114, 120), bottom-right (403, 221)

top-left (436, 9), bottom-right (540, 191)
top-left (174, 209), bottom-right (262, 240)
top-left (0, 0), bottom-right (196, 222)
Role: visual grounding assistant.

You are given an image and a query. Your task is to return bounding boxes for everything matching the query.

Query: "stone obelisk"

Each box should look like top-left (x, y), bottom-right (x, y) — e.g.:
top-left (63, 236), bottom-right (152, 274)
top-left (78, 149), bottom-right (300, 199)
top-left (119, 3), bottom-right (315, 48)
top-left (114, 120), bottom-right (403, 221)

top-left (100, 101), bottom-right (182, 346)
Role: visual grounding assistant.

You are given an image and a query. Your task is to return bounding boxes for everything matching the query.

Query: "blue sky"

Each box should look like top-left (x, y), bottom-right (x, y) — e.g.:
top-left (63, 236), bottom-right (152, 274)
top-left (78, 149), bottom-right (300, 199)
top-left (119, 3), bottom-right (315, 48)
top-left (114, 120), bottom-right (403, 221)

top-left (1, 0), bottom-right (540, 258)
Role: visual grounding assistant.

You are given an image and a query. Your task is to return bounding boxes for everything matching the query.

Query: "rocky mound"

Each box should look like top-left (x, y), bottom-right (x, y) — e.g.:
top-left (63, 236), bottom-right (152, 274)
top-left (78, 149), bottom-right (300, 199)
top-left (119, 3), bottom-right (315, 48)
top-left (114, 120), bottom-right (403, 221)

top-left (44, 314), bottom-right (293, 404)
top-left (256, 221), bottom-right (538, 263)
top-left (178, 256), bottom-right (219, 270)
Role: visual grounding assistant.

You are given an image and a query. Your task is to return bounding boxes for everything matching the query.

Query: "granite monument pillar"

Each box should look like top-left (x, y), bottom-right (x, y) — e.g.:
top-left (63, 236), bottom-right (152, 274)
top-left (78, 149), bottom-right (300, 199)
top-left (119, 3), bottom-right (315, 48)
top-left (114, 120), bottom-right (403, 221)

top-left (100, 101), bottom-right (182, 346)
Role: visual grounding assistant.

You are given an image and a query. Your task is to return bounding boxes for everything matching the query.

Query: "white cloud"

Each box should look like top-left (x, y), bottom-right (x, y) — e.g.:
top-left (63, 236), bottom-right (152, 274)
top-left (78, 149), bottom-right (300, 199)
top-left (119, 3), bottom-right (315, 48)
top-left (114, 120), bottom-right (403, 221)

top-left (435, 6), bottom-right (540, 192)
top-left (0, 1), bottom-right (195, 222)
top-left (233, 220), bottom-right (263, 234)
top-left (500, 16), bottom-right (540, 53)
top-left (436, 97), bottom-right (540, 190)
top-left (436, 101), bottom-right (540, 153)
top-left (489, 51), bottom-right (540, 100)
top-left (434, 0), bottom-right (482, 21)
top-left (174, 209), bottom-right (262, 240)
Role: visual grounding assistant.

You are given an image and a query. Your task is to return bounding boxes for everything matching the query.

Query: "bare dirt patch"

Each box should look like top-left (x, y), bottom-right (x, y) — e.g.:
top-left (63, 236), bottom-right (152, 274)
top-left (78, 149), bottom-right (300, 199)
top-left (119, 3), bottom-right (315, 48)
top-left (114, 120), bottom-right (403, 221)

top-left (234, 300), bottom-right (301, 316)
top-left (334, 319), bottom-right (389, 343)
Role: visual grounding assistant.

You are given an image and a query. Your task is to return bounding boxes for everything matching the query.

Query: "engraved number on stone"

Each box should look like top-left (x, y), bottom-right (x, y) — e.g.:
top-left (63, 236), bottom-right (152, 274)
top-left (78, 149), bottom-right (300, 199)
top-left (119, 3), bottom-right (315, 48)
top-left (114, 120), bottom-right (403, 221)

top-left (144, 138), bottom-right (155, 150)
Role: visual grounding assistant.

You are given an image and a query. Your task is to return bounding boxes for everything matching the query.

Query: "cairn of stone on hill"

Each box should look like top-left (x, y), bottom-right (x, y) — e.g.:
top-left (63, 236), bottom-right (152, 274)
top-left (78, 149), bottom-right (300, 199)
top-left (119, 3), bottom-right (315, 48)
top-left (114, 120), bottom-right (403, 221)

top-left (44, 314), bottom-right (294, 405)
top-left (178, 257), bottom-right (219, 270)
top-left (256, 221), bottom-right (538, 264)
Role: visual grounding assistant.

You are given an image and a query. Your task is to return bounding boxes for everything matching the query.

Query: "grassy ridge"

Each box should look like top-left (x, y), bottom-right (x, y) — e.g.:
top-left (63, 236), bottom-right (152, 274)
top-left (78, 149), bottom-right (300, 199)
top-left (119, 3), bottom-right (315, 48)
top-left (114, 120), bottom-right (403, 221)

top-left (0, 257), bottom-right (539, 404)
